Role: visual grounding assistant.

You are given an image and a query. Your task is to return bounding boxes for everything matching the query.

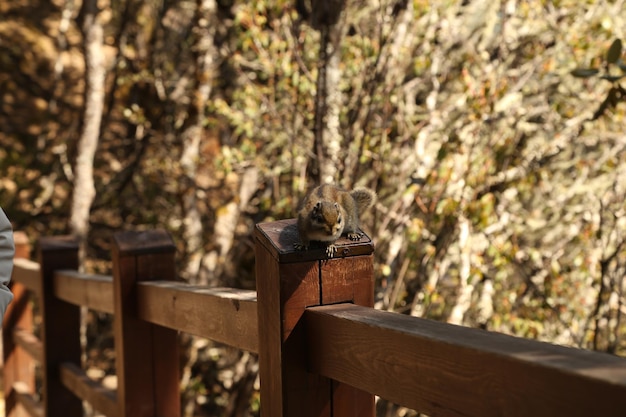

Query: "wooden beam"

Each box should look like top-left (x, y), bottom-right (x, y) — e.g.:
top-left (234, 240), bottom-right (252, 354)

top-left (255, 219), bottom-right (376, 417)
top-left (305, 304), bottom-right (626, 417)
top-left (12, 329), bottom-right (43, 363)
top-left (4, 234), bottom-right (36, 417)
top-left (112, 230), bottom-right (180, 417)
top-left (12, 382), bottom-right (43, 417)
top-left (38, 236), bottom-right (83, 417)
top-left (11, 259), bottom-right (41, 295)
top-left (59, 362), bottom-right (118, 417)
top-left (53, 270), bottom-right (114, 314)
top-left (136, 281), bottom-right (258, 353)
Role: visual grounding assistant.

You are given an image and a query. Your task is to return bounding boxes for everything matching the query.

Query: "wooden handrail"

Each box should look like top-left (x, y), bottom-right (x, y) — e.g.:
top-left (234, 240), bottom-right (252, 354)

top-left (13, 328), bottom-right (43, 363)
top-left (4, 234), bottom-right (37, 417)
top-left (36, 268), bottom-right (260, 351)
top-left (305, 303), bottom-right (626, 417)
top-left (59, 362), bottom-right (118, 417)
top-left (6, 224), bottom-right (626, 417)
top-left (136, 281), bottom-right (258, 353)
top-left (53, 270), bottom-right (114, 314)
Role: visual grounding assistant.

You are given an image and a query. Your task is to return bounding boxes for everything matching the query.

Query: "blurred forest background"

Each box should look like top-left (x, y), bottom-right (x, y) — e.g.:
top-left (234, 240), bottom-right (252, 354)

top-left (1, 0), bottom-right (626, 416)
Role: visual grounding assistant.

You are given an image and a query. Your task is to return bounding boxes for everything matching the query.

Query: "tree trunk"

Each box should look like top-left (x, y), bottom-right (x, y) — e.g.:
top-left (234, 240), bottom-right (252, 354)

top-left (307, 0), bottom-right (346, 184)
top-left (320, 22), bottom-right (344, 184)
top-left (70, 0), bottom-right (106, 372)
top-left (70, 0), bottom-right (105, 262)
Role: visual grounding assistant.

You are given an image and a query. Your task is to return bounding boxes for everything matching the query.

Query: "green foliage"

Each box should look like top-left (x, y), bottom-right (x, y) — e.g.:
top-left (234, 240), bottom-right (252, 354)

top-left (2, 1), bottom-right (626, 415)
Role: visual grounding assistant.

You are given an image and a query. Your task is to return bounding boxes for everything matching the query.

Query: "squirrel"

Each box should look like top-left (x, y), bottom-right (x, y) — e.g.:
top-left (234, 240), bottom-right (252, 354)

top-left (294, 184), bottom-right (376, 257)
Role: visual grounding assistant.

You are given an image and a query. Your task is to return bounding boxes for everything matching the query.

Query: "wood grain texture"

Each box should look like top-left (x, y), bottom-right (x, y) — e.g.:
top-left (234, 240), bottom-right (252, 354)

top-left (330, 379), bottom-right (375, 417)
top-left (113, 229), bottom-right (176, 256)
top-left (54, 270), bottom-right (114, 314)
top-left (255, 233), bottom-right (285, 416)
top-left (257, 225), bottom-right (331, 417)
top-left (320, 254), bottom-right (374, 306)
top-left (59, 362), bottom-right (118, 417)
top-left (38, 236), bottom-right (83, 417)
top-left (305, 304), bottom-right (626, 417)
top-left (279, 260), bottom-right (331, 417)
top-left (113, 253), bottom-right (155, 417)
top-left (280, 260), bottom-right (320, 341)
top-left (318, 255), bottom-right (375, 417)
top-left (256, 223), bottom-right (332, 417)
top-left (112, 230), bottom-right (180, 417)
top-left (256, 219), bottom-right (374, 263)
top-left (255, 220), bottom-right (376, 417)
top-left (136, 281), bottom-right (258, 353)
top-left (134, 249), bottom-right (180, 417)
top-left (151, 323), bottom-right (180, 417)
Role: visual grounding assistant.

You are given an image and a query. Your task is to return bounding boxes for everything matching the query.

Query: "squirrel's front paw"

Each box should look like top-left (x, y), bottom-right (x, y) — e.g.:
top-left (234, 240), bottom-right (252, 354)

top-left (294, 242), bottom-right (308, 251)
top-left (347, 232), bottom-right (363, 241)
top-left (325, 244), bottom-right (337, 257)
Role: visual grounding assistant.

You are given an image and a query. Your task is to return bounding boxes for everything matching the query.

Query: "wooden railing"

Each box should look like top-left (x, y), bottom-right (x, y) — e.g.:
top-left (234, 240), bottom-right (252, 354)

top-left (3, 219), bottom-right (626, 417)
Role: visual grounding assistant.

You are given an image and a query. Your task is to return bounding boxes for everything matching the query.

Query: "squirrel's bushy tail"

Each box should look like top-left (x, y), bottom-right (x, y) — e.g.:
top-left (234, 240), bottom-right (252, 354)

top-left (350, 187), bottom-right (377, 216)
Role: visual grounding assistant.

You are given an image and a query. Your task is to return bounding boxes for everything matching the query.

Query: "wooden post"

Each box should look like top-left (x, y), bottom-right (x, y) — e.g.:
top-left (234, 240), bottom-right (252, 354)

top-left (255, 219), bottom-right (376, 417)
top-left (3, 231), bottom-right (35, 417)
top-left (112, 230), bottom-right (180, 417)
top-left (38, 235), bottom-right (83, 417)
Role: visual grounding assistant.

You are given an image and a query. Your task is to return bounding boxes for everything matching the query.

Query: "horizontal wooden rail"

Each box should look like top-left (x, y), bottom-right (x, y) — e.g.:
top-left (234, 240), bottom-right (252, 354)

top-left (13, 225), bottom-right (626, 417)
top-left (13, 328), bottom-right (43, 363)
top-left (136, 281), bottom-right (258, 353)
top-left (305, 304), bottom-right (626, 417)
top-left (12, 382), bottom-right (43, 417)
top-left (54, 270), bottom-right (114, 314)
top-left (12, 258), bottom-right (42, 295)
top-left (60, 362), bottom-right (118, 417)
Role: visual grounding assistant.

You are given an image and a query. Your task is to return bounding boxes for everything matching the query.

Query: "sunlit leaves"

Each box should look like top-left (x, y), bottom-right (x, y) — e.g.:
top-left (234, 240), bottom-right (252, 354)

top-left (4, 0), bottom-right (626, 372)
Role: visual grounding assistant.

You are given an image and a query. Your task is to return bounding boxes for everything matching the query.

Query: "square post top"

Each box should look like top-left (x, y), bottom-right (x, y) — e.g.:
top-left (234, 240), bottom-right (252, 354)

top-left (113, 230), bottom-right (176, 256)
top-left (255, 219), bottom-right (374, 263)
